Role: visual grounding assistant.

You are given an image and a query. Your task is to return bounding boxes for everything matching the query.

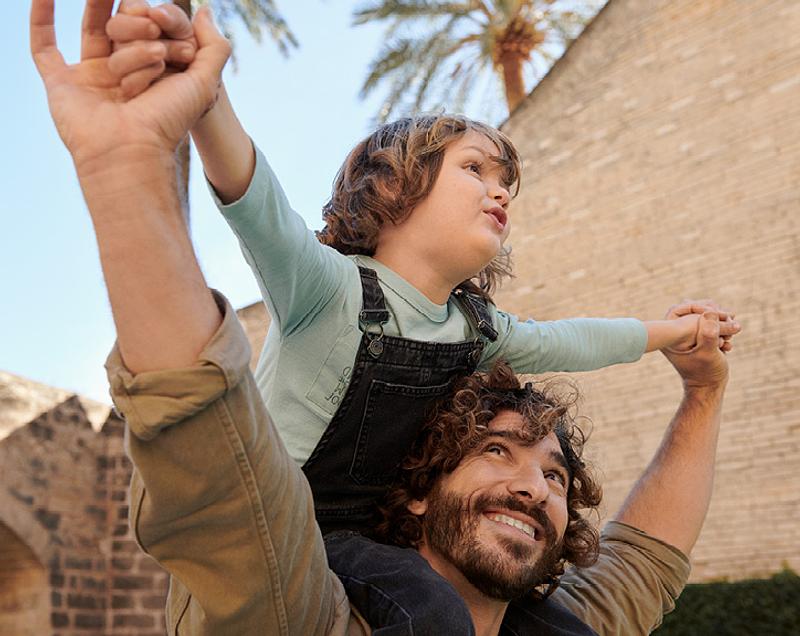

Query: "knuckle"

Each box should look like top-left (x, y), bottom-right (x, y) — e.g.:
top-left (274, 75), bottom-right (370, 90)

top-left (120, 78), bottom-right (136, 99)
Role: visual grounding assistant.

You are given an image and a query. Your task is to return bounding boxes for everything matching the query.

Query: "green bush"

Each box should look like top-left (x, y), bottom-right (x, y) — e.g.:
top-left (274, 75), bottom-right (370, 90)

top-left (654, 569), bottom-right (800, 635)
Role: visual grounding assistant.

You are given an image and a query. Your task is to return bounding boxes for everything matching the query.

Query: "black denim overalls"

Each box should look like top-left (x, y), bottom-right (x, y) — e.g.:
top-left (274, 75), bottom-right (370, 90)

top-left (303, 267), bottom-right (598, 636)
top-left (302, 266), bottom-right (498, 534)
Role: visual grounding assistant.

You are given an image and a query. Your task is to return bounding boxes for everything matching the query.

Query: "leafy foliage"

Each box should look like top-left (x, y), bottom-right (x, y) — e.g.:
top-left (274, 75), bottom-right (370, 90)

top-left (655, 569), bottom-right (800, 635)
top-left (354, 0), bottom-right (606, 123)
top-left (194, 0), bottom-right (298, 58)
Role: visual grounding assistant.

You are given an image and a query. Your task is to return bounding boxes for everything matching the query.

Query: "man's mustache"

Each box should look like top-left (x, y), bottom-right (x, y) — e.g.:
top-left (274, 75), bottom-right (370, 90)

top-left (471, 493), bottom-right (558, 543)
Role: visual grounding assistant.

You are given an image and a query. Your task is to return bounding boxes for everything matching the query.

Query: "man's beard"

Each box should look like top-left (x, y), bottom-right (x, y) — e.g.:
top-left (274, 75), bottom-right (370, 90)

top-left (422, 488), bottom-right (563, 601)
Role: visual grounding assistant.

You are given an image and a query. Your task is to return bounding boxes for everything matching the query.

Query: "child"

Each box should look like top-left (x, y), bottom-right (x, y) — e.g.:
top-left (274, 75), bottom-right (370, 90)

top-left (106, 5), bottom-right (738, 633)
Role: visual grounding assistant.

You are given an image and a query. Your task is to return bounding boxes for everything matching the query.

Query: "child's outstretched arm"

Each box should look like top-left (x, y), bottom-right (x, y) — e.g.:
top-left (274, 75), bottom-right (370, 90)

top-left (107, 1), bottom-right (254, 203)
top-left (107, 0), bottom-right (353, 340)
top-left (483, 298), bottom-right (740, 375)
top-left (644, 300), bottom-right (740, 353)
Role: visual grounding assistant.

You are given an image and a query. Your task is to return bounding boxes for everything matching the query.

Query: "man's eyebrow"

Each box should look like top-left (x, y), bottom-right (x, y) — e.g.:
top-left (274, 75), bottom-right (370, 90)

top-left (549, 450), bottom-right (571, 477)
top-left (483, 431), bottom-right (571, 475)
top-left (482, 430), bottom-right (519, 442)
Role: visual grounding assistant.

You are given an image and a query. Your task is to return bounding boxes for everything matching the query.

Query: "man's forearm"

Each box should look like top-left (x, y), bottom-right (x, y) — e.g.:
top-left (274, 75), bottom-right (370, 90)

top-left (613, 383), bottom-right (725, 555)
top-left (79, 149), bottom-right (220, 374)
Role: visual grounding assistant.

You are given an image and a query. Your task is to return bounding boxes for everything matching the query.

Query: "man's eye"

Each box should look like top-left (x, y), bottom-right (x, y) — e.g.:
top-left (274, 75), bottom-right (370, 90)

top-left (546, 471), bottom-right (567, 486)
top-left (485, 444), bottom-right (505, 455)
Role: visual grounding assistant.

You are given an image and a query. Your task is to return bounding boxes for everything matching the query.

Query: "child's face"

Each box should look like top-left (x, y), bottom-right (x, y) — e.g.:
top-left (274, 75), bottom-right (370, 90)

top-left (381, 130), bottom-right (512, 280)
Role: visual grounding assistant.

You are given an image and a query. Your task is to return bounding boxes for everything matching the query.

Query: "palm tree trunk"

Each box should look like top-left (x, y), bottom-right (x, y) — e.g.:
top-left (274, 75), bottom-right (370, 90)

top-left (499, 52), bottom-right (526, 114)
top-left (174, 0), bottom-right (193, 226)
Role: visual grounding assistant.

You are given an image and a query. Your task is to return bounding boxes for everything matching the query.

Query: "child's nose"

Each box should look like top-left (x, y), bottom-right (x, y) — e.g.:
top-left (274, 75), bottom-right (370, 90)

top-left (491, 183), bottom-right (510, 207)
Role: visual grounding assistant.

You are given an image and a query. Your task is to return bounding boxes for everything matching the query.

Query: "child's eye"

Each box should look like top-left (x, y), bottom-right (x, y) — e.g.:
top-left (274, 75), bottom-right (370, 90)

top-left (467, 162), bottom-right (482, 174)
top-left (484, 443), bottom-right (506, 456)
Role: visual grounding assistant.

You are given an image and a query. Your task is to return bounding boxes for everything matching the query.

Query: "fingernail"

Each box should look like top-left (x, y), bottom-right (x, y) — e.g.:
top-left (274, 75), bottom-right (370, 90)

top-left (201, 6), bottom-right (219, 28)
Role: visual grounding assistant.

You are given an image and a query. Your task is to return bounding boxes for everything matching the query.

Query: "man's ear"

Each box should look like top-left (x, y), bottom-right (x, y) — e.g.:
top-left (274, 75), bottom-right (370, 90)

top-left (407, 498), bottom-right (428, 516)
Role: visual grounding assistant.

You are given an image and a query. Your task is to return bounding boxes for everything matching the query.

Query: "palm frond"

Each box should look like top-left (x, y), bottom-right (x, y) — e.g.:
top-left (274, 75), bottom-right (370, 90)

top-left (360, 39), bottom-right (417, 98)
top-left (206, 0), bottom-right (298, 57)
top-left (353, 0), bottom-right (473, 25)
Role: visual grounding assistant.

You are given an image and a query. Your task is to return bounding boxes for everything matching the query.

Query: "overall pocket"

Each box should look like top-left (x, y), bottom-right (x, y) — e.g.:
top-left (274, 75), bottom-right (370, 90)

top-left (349, 379), bottom-right (452, 485)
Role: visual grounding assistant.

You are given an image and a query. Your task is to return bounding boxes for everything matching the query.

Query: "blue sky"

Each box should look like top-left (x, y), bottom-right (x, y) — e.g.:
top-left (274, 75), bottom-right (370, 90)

top-left (1, 2), bottom-right (403, 402)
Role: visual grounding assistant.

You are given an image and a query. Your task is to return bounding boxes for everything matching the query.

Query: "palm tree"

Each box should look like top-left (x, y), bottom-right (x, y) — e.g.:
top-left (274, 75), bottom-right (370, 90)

top-left (354, 0), bottom-right (606, 122)
top-left (190, 0), bottom-right (298, 57)
top-left (172, 0), bottom-right (297, 221)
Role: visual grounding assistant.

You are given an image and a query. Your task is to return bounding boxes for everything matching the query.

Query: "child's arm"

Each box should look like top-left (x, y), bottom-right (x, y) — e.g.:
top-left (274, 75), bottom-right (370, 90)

top-left (191, 85), bottom-right (255, 204)
top-left (106, 3), bottom-right (353, 339)
top-left (106, 1), bottom-right (254, 203)
top-left (483, 300), bottom-right (739, 374)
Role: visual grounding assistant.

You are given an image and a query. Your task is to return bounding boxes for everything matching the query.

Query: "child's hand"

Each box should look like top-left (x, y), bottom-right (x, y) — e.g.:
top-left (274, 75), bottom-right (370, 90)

top-left (106, 0), bottom-right (198, 98)
top-left (662, 299), bottom-right (741, 354)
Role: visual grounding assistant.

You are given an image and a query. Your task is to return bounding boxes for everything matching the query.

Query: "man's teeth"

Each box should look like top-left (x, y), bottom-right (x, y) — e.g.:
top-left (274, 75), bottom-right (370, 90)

top-left (488, 513), bottom-right (536, 539)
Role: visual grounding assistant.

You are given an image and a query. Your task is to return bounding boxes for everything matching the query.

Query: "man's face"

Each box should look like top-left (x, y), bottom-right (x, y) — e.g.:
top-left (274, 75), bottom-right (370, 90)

top-left (411, 411), bottom-right (570, 600)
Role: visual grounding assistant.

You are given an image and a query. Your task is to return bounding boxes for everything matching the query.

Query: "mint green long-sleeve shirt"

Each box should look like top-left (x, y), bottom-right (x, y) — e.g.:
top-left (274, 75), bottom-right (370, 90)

top-left (214, 147), bottom-right (648, 464)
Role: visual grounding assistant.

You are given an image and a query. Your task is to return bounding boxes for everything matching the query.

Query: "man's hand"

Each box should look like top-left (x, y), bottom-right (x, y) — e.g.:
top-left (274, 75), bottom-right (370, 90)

top-left (665, 299), bottom-right (739, 352)
top-left (663, 310), bottom-right (731, 391)
top-left (31, 0), bottom-right (226, 180)
top-left (644, 299), bottom-right (739, 354)
top-left (106, 0), bottom-right (198, 98)
top-left (104, 0), bottom-right (255, 205)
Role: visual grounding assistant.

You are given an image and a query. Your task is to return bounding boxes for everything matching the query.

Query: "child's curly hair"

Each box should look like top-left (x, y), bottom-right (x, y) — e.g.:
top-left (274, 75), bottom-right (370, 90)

top-left (374, 361), bottom-right (603, 591)
top-left (316, 114), bottom-right (522, 299)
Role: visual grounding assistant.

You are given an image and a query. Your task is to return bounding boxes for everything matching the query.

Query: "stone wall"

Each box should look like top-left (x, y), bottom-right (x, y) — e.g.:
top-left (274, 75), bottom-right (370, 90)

top-left (498, 0), bottom-right (800, 581)
top-left (0, 398), bottom-right (167, 635)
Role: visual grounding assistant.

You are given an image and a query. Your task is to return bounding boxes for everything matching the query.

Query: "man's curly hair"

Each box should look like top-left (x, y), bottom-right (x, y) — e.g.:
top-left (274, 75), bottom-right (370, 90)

top-left (316, 114), bottom-right (521, 300)
top-left (374, 361), bottom-right (603, 590)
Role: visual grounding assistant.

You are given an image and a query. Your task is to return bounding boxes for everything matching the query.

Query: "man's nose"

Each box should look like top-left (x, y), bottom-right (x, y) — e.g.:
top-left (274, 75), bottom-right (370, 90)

top-left (506, 466), bottom-right (549, 504)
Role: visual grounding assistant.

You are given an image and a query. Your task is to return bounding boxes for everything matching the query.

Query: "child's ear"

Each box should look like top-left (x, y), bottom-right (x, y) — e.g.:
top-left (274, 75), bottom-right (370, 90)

top-left (407, 498), bottom-right (428, 515)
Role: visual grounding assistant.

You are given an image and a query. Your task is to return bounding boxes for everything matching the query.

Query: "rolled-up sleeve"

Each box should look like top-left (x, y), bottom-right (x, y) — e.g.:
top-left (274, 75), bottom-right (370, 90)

top-left (106, 291), bottom-right (361, 636)
top-left (552, 521), bottom-right (691, 635)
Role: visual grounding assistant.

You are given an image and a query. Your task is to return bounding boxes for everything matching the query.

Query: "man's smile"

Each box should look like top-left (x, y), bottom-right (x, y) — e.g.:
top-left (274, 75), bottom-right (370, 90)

top-left (483, 510), bottom-right (541, 542)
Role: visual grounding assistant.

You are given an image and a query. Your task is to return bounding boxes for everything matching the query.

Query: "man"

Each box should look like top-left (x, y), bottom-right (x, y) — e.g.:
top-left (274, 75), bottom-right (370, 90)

top-left (30, 1), bottom-right (733, 634)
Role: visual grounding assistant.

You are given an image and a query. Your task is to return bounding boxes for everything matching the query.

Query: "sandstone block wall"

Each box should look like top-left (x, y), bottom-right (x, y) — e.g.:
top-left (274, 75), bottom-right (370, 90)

top-left (0, 398), bottom-right (168, 635)
top-left (499, 0), bottom-right (800, 581)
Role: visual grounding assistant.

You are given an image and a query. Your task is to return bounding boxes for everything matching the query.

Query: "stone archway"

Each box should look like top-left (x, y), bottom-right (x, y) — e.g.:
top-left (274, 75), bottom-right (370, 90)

top-left (0, 522), bottom-right (50, 636)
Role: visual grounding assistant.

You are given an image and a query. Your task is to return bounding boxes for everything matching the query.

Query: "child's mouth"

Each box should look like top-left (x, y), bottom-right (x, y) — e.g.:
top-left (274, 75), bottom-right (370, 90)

top-left (485, 206), bottom-right (508, 231)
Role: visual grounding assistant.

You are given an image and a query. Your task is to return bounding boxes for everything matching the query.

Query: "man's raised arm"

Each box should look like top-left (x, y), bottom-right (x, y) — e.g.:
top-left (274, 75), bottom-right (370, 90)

top-left (613, 309), bottom-right (729, 554)
top-left (30, 4), bottom-right (364, 633)
top-left (30, 0), bottom-right (229, 372)
top-left (553, 308), bottom-right (733, 635)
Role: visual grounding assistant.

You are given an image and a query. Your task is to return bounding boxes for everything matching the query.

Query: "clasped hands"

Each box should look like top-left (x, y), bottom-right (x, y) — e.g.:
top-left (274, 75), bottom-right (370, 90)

top-left (31, 0), bottom-right (227, 182)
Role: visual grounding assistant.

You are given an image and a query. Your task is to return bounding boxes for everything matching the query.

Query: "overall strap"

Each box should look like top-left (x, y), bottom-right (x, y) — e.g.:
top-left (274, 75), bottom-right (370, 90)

top-left (357, 267), bottom-right (390, 325)
top-left (453, 285), bottom-right (499, 342)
